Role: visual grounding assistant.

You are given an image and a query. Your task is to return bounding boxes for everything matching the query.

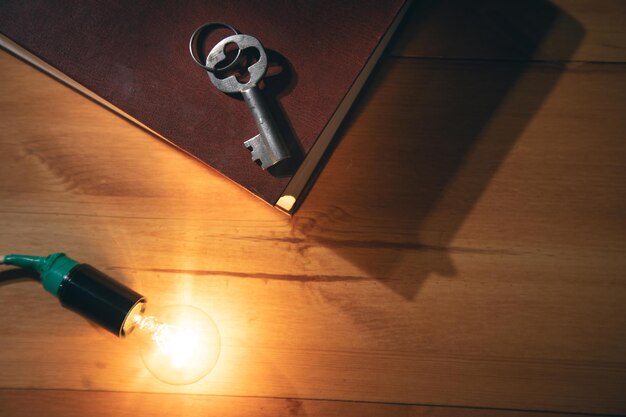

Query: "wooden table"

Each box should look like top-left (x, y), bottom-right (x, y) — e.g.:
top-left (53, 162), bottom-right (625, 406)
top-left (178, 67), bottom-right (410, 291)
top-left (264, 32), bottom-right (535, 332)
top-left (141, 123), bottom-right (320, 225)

top-left (1, 1), bottom-right (625, 416)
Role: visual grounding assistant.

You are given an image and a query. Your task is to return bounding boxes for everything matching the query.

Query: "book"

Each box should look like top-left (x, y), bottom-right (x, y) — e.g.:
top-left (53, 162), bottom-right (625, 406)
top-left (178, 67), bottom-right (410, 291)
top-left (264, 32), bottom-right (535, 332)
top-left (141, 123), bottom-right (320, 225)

top-left (0, 0), bottom-right (411, 213)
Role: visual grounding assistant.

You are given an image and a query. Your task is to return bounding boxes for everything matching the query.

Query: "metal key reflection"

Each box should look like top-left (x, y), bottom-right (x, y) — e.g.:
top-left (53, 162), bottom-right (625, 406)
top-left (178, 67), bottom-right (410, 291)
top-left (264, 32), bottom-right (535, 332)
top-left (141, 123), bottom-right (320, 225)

top-left (205, 33), bottom-right (290, 170)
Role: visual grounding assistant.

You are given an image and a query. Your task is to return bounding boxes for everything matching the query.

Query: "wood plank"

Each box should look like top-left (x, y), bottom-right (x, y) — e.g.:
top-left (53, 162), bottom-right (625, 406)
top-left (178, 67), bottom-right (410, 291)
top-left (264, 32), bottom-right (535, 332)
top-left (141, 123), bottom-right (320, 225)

top-left (0, 390), bottom-right (594, 417)
top-left (393, 0), bottom-right (626, 62)
top-left (1, 35), bottom-right (626, 417)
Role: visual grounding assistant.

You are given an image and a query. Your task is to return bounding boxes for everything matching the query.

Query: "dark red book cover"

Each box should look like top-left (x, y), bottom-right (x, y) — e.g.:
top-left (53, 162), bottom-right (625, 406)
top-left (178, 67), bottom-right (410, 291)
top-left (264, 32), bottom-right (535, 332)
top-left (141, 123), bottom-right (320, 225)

top-left (0, 0), bottom-right (409, 212)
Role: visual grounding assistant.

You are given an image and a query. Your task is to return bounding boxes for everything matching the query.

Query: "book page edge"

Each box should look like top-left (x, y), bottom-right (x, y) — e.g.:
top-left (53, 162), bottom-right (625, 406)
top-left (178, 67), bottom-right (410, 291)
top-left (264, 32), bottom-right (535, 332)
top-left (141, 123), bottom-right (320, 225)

top-left (275, 0), bottom-right (414, 213)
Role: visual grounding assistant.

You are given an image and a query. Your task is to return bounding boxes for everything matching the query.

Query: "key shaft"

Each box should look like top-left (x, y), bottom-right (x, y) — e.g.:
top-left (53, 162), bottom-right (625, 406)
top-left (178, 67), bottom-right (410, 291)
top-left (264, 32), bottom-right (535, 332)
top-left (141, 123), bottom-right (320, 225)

top-left (241, 87), bottom-right (290, 168)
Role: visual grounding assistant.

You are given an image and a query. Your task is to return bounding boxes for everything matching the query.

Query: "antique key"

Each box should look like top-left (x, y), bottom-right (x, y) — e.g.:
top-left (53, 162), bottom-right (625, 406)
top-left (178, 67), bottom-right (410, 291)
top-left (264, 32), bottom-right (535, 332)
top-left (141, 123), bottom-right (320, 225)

top-left (204, 33), bottom-right (290, 169)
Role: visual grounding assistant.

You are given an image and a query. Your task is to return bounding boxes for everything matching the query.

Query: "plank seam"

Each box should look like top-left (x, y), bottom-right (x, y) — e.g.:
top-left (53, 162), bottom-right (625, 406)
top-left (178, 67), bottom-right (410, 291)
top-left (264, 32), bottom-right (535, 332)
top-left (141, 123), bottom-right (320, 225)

top-left (389, 55), bottom-right (626, 66)
top-left (0, 387), bottom-right (621, 416)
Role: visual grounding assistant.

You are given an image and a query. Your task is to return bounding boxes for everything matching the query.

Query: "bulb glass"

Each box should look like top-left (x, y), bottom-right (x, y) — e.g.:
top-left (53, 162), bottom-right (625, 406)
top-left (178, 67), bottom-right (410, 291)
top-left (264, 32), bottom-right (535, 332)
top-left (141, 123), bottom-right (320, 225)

top-left (126, 303), bottom-right (220, 385)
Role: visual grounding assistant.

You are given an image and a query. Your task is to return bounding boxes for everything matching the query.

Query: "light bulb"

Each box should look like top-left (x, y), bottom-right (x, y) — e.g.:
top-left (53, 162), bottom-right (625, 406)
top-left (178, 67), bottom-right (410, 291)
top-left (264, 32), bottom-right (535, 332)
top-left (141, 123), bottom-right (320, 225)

top-left (123, 303), bottom-right (220, 385)
top-left (0, 253), bottom-right (222, 385)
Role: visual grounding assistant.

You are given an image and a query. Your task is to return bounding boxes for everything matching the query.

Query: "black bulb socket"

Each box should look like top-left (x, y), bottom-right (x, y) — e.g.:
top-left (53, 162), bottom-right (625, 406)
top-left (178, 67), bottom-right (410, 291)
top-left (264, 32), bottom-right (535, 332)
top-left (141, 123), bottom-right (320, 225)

top-left (57, 264), bottom-right (144, 337)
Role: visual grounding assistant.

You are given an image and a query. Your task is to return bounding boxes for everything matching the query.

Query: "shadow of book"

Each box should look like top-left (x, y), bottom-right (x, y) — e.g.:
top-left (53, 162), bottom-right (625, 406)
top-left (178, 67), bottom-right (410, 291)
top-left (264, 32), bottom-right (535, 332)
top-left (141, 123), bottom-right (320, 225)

top-left (294, 0), bottom-right (584, 300)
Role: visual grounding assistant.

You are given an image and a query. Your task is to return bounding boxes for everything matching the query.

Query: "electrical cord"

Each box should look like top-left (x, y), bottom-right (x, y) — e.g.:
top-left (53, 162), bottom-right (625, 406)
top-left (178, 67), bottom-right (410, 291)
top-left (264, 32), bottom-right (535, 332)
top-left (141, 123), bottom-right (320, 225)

top-left (0, 254), bottom-right (51, 269)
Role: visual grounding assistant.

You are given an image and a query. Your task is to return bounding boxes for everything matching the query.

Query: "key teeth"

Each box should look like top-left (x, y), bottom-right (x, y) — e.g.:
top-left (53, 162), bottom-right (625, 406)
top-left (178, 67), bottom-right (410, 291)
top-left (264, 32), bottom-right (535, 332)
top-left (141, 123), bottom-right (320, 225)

top-left (244, 135), bottom-right (271, 170)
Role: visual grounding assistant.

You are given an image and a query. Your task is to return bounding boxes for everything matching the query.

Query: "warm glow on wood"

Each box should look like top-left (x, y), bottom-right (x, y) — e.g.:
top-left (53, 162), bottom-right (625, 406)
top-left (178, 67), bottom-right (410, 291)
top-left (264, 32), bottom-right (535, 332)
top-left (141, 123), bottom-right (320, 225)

top-left (1, 1), bottom-right (626, 415)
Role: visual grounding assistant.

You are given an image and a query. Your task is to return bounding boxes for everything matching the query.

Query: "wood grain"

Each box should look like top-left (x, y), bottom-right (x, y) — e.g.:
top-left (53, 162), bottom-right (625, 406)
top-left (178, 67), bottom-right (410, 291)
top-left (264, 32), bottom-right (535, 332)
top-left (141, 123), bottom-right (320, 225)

top-left (0, 390), bottom-right (595, 417)
top-left (1, 1), bottom-right (625, 416)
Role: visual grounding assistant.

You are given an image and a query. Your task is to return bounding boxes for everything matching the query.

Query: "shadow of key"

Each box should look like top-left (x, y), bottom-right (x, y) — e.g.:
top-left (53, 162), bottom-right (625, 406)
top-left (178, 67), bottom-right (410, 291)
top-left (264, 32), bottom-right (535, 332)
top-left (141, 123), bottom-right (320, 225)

top-left (211, 42), bottom-right (303, 176)
top-left (263, 49), bottom-right (304, 177)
